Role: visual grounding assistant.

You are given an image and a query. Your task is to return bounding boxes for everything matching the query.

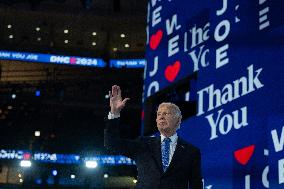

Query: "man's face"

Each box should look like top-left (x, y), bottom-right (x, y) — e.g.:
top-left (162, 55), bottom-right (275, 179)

top-left (156, 105), bottom-right (180, 134)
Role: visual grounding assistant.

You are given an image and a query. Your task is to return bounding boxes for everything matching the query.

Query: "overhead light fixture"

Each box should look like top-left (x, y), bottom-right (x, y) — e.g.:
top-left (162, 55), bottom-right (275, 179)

top-left (35, 179), bottom-right (42, 184)
top-left (103, 174), bottom-right (109, 178)
top-left (85, 160), bottom-right (98, 168)
top-left (20, 160), bottom-right (31, 167)
top-left (37, 37), bottom-right (41, 41)
top-left (113, 47), bottom-right (117, 52)
top-left (35, 131), bottom-right (40, 137)
top-left (35, 90), bottom-right (41, 96)
top-left (133, 179), bottom-right (137, 184)
top-left (124, 44), bottom-right (130, 48)
top-left (7, 24), bottom-right (12, 29)
top-left (92, 42), bottom-right (96, 46)
top-left (64, 39), bottom-right (69, 44)
top-left (64, 29), bottom-right (69, 34)
top-left (11, 94), bottom-right (16, 99)
top-left (36, 27), bottom-right (40, 31)
top-left (9, 35), bottom-right (13, 39)
top-left (120, 33), bottom-right (126, 38)
top-left (92, 32), bottom-right (97, 36)
top-left (52, 170), bottom-right (58, 176)
top-left (70, 174), bottom-right (75, 179)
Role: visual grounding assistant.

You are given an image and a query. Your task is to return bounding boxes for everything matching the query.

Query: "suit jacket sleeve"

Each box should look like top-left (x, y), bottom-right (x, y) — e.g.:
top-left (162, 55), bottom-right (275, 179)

top-left (104, 118), bottom-right (140, 160)
top-left (188, 148), bottom-right (203, 189)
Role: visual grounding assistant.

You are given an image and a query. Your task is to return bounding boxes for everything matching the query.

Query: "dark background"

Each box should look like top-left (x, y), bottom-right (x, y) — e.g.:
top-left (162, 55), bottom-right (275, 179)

top-left (0, 1), bottom-right (147, 188)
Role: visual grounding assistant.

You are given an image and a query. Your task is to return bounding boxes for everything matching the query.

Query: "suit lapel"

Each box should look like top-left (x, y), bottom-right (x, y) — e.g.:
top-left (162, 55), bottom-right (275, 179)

top-left (148, 137), bottom-right (163, 174)
top-left (165, 137), bottom-right (186, 173)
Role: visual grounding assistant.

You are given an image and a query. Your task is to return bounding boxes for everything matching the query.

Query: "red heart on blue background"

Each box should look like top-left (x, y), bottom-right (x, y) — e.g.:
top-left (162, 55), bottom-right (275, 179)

top-left (234, 145), bottom-right (255, 165)
top-left (70, 57), bottom-right (77, 64)
top-left (149, 30), bottom-right (163, 50)
top-left (164, 61), bottom-right (181, 82)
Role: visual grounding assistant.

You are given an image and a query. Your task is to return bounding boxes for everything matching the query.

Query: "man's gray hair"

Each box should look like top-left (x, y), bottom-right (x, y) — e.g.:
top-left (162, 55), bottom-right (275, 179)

top-left (158, 102), bottom-right (182, 118)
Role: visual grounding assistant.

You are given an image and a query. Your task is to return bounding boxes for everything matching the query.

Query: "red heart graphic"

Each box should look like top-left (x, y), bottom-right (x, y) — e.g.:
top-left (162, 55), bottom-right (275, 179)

top-left (164, 61), bottom-right (181, 82)
top-left (70, 57), bottom-right (77, 64)
top-left (150, 30), bottom-right (163, 50)
top-left (234, 145), bottom-right (255, 165)
top-left (23, 153), bottom-right (31, 160)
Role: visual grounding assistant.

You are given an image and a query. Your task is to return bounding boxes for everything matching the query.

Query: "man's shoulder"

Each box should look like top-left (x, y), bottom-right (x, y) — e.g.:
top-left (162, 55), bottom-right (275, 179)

top-left (138, 135), bottom-right (159, 143)
top-left (178, 137), bottom-right (200, 153)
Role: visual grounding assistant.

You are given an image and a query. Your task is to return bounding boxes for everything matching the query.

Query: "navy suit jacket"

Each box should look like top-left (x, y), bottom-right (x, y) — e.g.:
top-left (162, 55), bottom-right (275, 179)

top-left (104, 118), bottom-right (203, 189)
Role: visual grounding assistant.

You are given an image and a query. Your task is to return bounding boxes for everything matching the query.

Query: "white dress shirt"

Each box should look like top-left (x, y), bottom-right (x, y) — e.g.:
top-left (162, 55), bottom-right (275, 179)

top-left (160, 133), bottom-right (178, 164)
top-left (108, 112), bottom-right (120, 119)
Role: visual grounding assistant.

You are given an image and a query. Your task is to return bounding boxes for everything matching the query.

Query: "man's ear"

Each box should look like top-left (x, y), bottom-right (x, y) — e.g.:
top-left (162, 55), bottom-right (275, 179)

top-left (176, 116), bottom-right (182, 129)
top-left (178, 116), bottom-right (182, 125)
top-left (179, 115), bottom-right (182, 124)
top-left (176, 119), bottom-right (180, 126)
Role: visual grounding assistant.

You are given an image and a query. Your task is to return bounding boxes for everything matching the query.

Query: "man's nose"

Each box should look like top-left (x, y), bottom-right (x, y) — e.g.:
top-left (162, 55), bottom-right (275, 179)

top-left (158, 115), bottom-right (165, 120)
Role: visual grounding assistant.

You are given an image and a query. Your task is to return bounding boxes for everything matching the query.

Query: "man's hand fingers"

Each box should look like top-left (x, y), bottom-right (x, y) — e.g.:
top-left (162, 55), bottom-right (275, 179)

top-left (117, 86), bottom-right (122, 97)
top-left (122, 98), bottom-right (130, 105)
top-left (112, 85), bottom-right (115, 96)
top-left (112, 85), bottom-right (118, 96)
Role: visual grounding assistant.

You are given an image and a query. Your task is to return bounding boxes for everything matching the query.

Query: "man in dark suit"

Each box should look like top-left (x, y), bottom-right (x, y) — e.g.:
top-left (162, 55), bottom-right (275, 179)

top-left (104, 85), bottom-right (203, 189)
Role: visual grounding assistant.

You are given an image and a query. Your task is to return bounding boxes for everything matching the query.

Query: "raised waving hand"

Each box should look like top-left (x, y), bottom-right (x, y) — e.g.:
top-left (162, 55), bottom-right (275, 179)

top-left (109, 85), bottom-right (130, 115)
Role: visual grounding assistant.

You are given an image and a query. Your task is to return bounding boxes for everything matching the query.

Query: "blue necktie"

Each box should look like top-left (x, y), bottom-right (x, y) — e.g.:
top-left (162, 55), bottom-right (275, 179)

top-left (161, 137), bottom-right (171, 172)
